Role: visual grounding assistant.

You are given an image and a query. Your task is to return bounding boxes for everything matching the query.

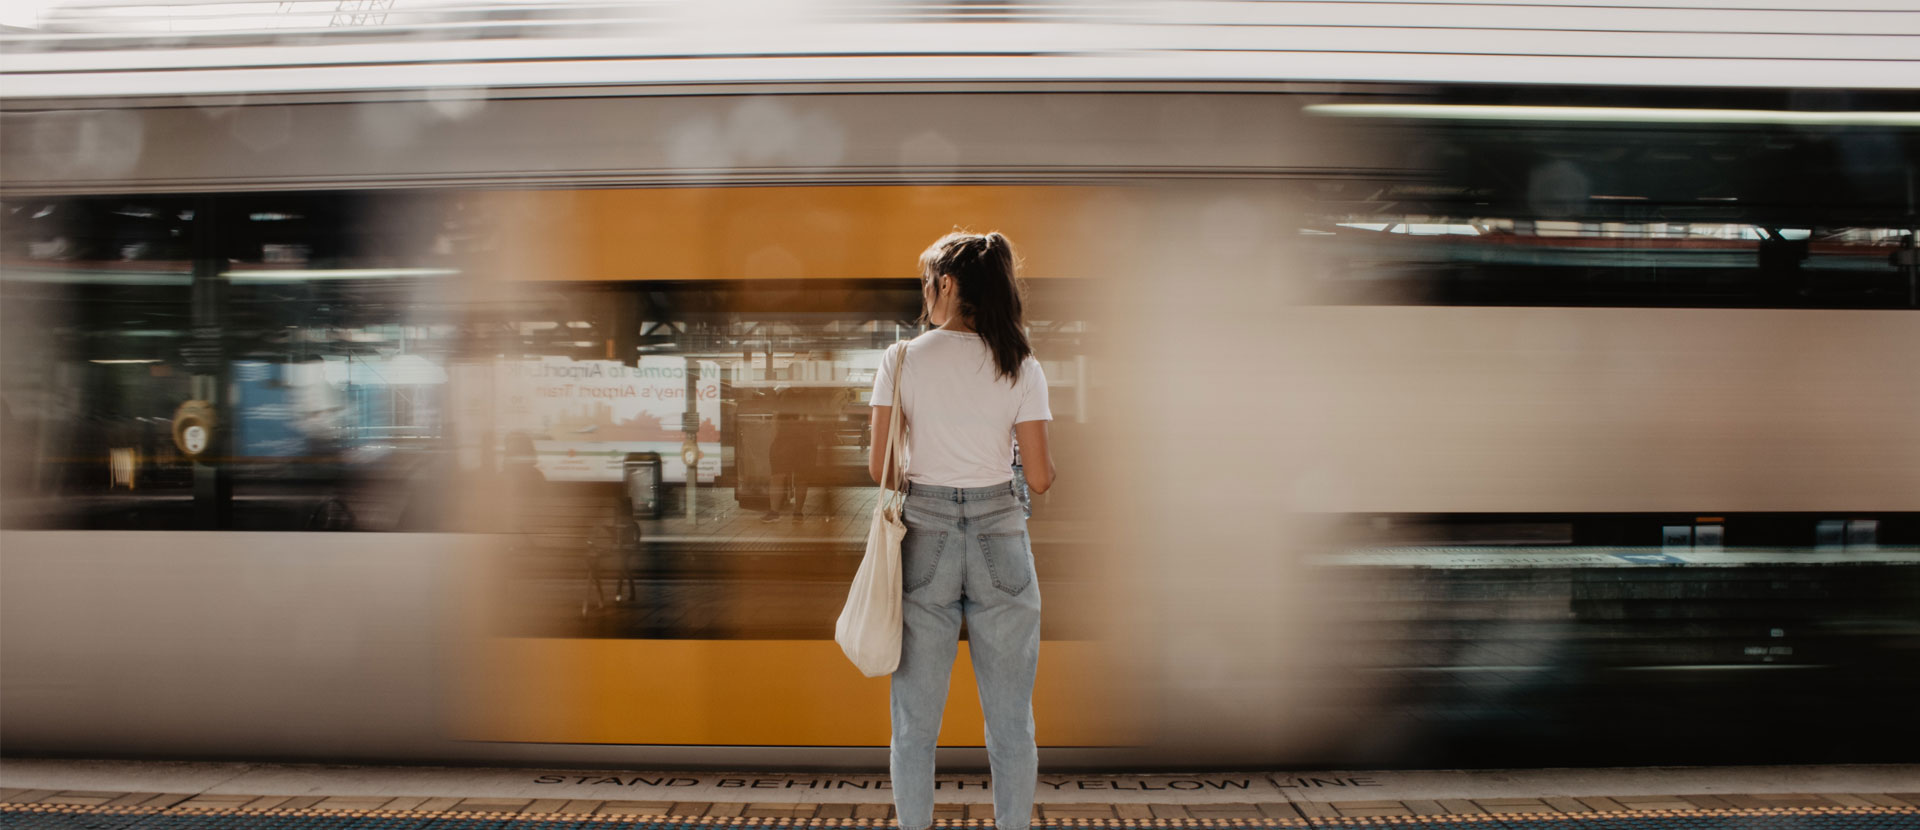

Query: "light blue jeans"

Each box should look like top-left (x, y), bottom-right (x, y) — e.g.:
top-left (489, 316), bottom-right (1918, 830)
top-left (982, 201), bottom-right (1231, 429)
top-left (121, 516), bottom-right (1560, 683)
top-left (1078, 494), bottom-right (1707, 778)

top-left (890, 481), bottom-right (1041, 830)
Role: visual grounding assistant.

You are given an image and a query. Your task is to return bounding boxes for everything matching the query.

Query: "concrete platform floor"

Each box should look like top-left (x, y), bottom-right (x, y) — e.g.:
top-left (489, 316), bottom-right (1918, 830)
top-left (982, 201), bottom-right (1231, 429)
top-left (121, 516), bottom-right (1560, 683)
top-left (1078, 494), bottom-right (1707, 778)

top-left (3, 760), bottom-right (1916, 825)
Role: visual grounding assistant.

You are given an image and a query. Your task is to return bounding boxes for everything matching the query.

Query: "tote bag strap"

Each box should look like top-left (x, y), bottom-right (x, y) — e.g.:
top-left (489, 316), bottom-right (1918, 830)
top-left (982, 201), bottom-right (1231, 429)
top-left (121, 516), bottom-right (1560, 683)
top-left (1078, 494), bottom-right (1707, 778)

top-left (880, 341), bottom-right (908, 509)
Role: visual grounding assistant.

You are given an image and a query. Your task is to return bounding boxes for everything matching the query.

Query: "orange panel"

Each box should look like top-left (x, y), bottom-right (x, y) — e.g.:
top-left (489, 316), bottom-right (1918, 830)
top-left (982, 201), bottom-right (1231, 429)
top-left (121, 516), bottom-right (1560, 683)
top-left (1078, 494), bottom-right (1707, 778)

top-left (456, 639), bottom-right (1137, 746)
top-left (482, 186), bottom-right (1111, 281)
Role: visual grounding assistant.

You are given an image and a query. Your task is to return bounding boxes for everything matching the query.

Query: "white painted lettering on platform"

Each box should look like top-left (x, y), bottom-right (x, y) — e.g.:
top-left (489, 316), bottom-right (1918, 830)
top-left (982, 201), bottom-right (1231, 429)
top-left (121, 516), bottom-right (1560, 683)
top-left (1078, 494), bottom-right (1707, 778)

top-left (528, 773), bottom-right (1316, 795)
top-left (1272, 776), bottom-right (1382, 789)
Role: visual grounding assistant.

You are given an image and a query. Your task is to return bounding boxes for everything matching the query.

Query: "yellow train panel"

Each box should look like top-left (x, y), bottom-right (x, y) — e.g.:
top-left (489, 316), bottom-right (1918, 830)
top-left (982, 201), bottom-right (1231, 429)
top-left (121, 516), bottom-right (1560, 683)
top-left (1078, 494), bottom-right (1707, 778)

top-left (481, 186), bottom-right (1115, 281)
top-left (457, 639), bottom-right (1139, 747)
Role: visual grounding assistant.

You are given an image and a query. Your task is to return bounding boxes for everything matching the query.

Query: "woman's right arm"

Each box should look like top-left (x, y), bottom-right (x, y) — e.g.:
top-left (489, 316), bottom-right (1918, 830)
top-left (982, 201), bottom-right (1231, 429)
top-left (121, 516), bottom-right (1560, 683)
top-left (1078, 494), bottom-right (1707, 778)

top-left (1014, 419), bottom-right (1055, 494)
top-left (869, 342), bottom-right (901, 487)
top-left (868, 405), bottom-right (895, 487)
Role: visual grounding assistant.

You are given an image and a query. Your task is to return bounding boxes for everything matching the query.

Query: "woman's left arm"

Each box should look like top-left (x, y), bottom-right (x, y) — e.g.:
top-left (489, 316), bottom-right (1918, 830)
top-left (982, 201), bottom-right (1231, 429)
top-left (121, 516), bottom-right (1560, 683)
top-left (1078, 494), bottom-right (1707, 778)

top-left (1014, 419), bottom-right (1054, 494)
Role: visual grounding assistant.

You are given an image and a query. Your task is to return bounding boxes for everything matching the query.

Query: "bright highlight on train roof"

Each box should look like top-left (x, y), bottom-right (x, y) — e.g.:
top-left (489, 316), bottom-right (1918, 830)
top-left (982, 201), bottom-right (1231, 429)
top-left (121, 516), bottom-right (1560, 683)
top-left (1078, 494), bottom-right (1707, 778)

top-left (1304, 104), bottom-right (1920, 128)
top-left (220, 268), bottom-right (459, 281)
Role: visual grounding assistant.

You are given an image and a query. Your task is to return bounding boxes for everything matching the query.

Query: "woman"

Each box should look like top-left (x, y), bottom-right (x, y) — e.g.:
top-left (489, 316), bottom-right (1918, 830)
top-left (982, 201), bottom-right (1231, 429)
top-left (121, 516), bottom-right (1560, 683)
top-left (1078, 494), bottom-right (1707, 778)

top-left (869, 231), bottom-right (1056, 830)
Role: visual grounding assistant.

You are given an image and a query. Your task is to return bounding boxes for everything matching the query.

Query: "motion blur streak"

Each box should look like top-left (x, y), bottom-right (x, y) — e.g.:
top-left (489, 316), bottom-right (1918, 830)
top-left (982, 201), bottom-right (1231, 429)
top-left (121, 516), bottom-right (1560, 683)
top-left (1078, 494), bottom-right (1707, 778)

top-left (1085, 183), bottom-right (1364, 765)
top-left (1088, 188), bottom-right (1920, 764)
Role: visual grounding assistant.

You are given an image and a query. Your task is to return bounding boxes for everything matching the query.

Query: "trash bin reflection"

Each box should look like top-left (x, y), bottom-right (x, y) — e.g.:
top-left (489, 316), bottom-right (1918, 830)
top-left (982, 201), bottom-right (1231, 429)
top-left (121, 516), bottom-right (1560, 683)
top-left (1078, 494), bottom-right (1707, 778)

top-left (623, 452), bottom-right (662, 520)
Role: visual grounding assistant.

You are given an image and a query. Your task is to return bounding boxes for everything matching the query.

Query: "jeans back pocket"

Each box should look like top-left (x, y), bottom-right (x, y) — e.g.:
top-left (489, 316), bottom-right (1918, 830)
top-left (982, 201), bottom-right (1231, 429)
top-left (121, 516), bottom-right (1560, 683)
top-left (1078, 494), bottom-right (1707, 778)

top-left (978, 530), bottom-right (1034, 596)
top-left (902, 530), bottom-right (947, 593)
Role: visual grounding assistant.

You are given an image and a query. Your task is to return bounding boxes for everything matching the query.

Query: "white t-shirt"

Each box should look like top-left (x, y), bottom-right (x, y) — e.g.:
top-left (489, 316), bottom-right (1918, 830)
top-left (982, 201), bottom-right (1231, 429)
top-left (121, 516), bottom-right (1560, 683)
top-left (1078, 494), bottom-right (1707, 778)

top-left (871, 330), bottom-right (1051, 488)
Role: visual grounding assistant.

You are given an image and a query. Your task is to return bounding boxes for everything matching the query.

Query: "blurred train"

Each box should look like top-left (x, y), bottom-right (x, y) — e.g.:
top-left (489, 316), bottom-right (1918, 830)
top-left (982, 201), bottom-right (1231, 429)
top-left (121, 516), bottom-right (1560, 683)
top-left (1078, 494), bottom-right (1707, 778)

top-left (3, 1), bottom-right (1918, 770)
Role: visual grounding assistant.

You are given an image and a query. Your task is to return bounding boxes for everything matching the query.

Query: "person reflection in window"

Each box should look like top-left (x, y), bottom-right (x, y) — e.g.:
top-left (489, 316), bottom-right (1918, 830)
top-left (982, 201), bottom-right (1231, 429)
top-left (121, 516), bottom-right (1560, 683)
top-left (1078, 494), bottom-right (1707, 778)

top-left (762, 388), bottom-right (820, 524)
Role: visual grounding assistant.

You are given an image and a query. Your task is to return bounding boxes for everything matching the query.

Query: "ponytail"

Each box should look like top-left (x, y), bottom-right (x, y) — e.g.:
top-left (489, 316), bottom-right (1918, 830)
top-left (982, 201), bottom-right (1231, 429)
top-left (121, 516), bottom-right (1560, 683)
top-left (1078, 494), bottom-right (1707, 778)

top-left (919, 230), bottom-right (1031, 383)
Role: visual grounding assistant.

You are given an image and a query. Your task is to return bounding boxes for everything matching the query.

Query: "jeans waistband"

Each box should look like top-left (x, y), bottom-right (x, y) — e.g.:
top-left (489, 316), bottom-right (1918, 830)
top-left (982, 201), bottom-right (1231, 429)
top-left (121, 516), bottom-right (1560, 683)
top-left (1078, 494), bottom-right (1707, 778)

top-left (904, 481), bottom-right (1016, 502)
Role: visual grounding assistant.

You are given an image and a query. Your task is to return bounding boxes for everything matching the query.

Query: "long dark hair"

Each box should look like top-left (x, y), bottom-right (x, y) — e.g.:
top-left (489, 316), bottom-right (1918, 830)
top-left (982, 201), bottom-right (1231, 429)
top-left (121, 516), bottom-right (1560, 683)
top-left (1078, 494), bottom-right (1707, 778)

top-left (920, 231), bottom-right (1031, 382)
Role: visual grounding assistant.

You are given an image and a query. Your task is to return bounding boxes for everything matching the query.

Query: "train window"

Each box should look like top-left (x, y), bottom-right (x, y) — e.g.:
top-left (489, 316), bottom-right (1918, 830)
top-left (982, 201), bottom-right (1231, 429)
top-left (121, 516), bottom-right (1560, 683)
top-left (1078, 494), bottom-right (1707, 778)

top-left (478, 276), bottom-right (1097, 640)
top-left (2, 196), bottom-right (196, 528)
top-left (1304, 98), bottom-right (1920, 309)
top-left (216, 193), bottom-right (461, 532)
top-left (1, 193), bottom-right (463, 531)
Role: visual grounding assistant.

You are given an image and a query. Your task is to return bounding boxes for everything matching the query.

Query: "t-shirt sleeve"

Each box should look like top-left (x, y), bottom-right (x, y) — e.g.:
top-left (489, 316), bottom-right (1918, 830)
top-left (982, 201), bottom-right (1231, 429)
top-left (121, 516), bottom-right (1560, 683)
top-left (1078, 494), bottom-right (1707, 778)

top-left (871, 342), bottom-right (900, 407)
top-left (1014, 356), bottom-right (1052, 423)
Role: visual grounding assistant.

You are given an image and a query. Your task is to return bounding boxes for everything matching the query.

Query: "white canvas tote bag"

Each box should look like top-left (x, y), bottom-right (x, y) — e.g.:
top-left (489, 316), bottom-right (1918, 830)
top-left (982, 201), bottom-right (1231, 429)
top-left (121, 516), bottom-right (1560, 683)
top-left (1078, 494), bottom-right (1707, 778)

top-left (835, 342), bottom-right (909, 677)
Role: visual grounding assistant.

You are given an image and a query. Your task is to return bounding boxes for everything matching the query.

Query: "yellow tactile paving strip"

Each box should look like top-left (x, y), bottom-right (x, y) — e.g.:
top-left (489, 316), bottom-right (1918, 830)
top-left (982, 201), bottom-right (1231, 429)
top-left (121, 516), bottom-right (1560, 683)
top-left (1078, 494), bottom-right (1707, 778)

top-left (2, 788), bottom-right (1918, 825)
